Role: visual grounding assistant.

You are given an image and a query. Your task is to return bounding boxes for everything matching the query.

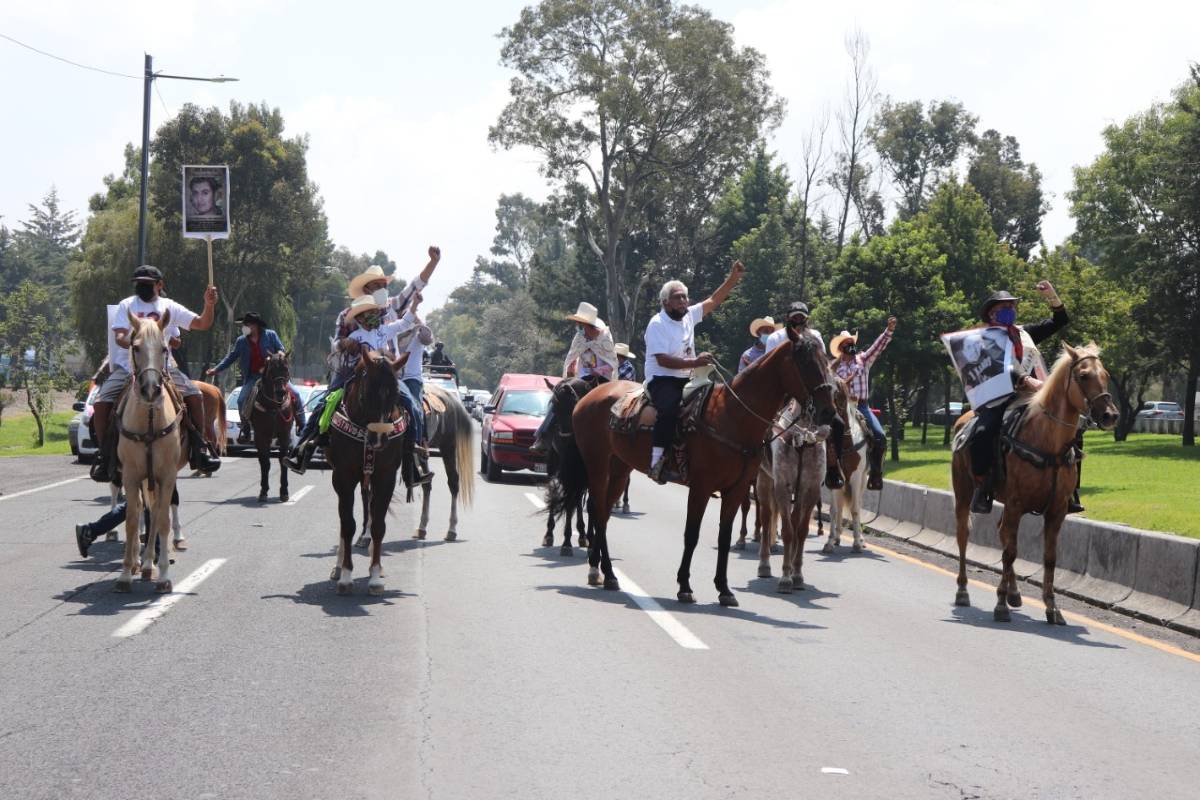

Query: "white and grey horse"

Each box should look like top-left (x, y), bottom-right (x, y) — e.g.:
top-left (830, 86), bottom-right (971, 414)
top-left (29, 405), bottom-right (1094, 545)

top-left (824, 405), bottom-right (869, 554)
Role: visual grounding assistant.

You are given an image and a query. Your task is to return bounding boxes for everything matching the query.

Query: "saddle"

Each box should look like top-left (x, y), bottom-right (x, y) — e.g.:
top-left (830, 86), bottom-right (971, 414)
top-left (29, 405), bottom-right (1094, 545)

top-left (93, 377), bottom-right (189, 483)
top-left (609, 381), bottom-right (714, 436)
top-left (422, 386), bottom-right (447, 415)
top-left (952, 403), bottom-right (1034, 492)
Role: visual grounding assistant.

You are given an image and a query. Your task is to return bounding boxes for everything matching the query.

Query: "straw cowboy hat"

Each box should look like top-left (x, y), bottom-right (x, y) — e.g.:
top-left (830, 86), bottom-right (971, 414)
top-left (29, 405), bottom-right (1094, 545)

top-left (347, 265), bottom-right (394, 298)
top-left (748, 316), bottom-right (780, 336)
top-left (614, 343), bottom-right (636, 359)
top-left (344, 295), bottom-right (384, 323)
top-left (829, 330), bottom-right (859, 357)
top-left (565, 301), bottom-right (605, 328)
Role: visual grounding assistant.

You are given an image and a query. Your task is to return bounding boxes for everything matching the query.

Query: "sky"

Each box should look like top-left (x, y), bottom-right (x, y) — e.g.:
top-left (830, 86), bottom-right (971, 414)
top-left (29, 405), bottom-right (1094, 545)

top-left (2, 1), bottom-right (1197, 311)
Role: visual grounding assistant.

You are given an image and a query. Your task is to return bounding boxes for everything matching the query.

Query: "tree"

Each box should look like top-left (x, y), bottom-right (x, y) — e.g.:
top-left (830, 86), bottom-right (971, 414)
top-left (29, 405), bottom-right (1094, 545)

top-left (0, 281), bottom-right (74, 446)
top-left (967, 129), bottom-right (1047, 260)
top-left (3, 187), bottom-right (81, 294)
top-left (871, 98), bottom-right (977, 219)
top-left (490, 0), bottom-right (783, 342)
top-left (828, 29), bottom-right (878, 257)
top-left (1070, 68), bottom-right (1200, 446)
top-left (796, 110), bottom-right (831, 295)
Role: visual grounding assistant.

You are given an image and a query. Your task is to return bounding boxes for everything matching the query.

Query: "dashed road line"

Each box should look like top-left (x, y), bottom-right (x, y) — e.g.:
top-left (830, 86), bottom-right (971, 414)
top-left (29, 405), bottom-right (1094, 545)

top-left (0, 475), bottom-right (87, 502)
top-left (284, 485), bottom-right (314, 505)
top-left (112, 558), bottom-right (227, 638)
top-left (524, 492), bottom-right (544, 509)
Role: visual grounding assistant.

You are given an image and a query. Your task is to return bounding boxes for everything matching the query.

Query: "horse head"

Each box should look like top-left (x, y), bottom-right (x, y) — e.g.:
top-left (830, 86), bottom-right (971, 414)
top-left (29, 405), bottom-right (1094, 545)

top-left (353, 350), bottom-right (403, 450)
top-left (127, 307), bottom-right (171, 403)
top-left (263, 349), bottom-right (292, 397)
top-left (783, 327), bottom-right (837, 426)
top-left (1064, 342), bottom-right (1119, 430)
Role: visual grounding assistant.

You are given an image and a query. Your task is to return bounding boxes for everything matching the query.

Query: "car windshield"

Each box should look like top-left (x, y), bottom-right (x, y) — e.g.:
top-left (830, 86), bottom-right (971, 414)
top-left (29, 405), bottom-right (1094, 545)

top-left (226, 387), bottom-right (241, 409)
top-left (498, 389), bottom-right (552, 416)
top-left (305, 389), bottom-right (327, 413)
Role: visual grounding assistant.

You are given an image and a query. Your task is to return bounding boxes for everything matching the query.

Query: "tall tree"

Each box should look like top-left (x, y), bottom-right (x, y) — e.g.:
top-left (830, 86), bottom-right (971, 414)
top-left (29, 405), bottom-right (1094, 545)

top-left (4, 187), bottom-right (81, 293)
top-left (871, 99), bottom-right (977, 219)
top-left (796, 109), bottom-right (830, 295)
top-left (967, 129), bottom-right (1047, 260)
top-left (828, 29), bottom-right (877, 257)
top-left (490, 0), bottom-right (783, 341)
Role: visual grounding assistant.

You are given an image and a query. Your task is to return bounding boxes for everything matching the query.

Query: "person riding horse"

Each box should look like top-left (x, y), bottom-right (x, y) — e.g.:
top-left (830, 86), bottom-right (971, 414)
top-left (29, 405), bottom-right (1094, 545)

top-left (289, 247), bottom-right (441, 474)
top-left (966, 281), bottom-right (1082, 514)
top-left (830, 316), bottom-right (897, 491)
top-left (615, 343), bottom-right (637, 381)
top-left (644, 260), bottom-right (745, 484)
top-left (205, 311), bottom-right (296, 444)
top-left (91, 265), bottom-right (221, 480)
top-left (738, 316), bottom-right (780, 373)
top-left (529, 301), bottom-right (618, 455)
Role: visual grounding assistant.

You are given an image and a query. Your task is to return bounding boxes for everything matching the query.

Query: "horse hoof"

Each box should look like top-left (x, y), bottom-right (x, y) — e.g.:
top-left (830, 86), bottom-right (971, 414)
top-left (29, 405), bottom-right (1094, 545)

top-left (994, 606), bottom-right (1011, 623)
top-left (560, 545), bottom-right (573, 557)
top-left (354, 537), bottom-right (370, 550)
top-left (114, 580), bottom-right (131, 593)
top-left (757, 564), bottom-right (772, 579)
top-left (257, 493), bottom-right (268, 503)
top-left (732, 540), bottom-right (745, 551)
top-left (173, 537), bottom-right (188, 551)
top-left (414, 530), bottom-right (427, 540)
top-left (621, 504), bottom-right (630, 514)
top-left (822, 542), bottom-right (835, 555)
top-left (955, 590), bottom-right (971, 607)
top-left (677, 591), bottom-right (695, 604)
top-left (155, 580), bottom-right (172, 594)
top-left (1007, 592), bottom-right (1023, 608)
top-left (329, 568), bottom-right (340, 582)
top-left (851, 542), bottom-right (864, 553)
top-left (578, 536), bottom-right (588, 549)
top-left (368, 584), bottom-right (385, 596)
top-left (587, 571), bottom-right (602, 587)
top-left (603, 577), bottom-right (620, 591)
top-left (542, 534), bottom-right (553, 547)
top-left (336, 582), bottom-right (352, 596)
top-left (280, 492), bottom-right (289, 503)
top-left (1047, 608), bottom-right (1066, 626)
top-left (776, 578), bottom-right (792, 594)
top-left (718, 593), bottom-right (739, 608)
top-left (140, 567), bottom-right (152, 582)
top-left (771, 543), bottom-right (783, 555)
top-left (444, 531), bottom-right (456, 542)
top-left (105, 531), bottom-right (118, 543)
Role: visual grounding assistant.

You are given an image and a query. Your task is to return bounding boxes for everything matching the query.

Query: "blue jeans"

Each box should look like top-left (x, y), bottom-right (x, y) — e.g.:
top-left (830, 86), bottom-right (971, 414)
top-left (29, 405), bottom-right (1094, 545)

top-left (238, 373), bottom-right (260, 420)
top-left (397, 377), bottom-right (422, 443)
top-left (857, 400), bottom-right (885, 447)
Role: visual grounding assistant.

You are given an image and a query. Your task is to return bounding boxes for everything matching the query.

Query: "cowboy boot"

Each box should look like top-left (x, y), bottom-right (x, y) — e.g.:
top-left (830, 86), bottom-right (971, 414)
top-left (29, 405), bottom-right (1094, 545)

top-left (970, 474), bottom-right (993, 514)
top-left (285, 433), bottom-right (317, 474)
top-left (866, 441), bottom-right (884, 491)
top-left (648, 455), bottom-right (670, 485)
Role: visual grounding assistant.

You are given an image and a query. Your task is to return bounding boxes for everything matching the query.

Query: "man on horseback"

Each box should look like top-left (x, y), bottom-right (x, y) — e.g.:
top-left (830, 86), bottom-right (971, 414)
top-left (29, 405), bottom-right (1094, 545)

top-left (738, 316), bottom-right (779, 373)
top-left (288, 247), bottom-right (441, 474)
top-left (644, 261), bottom-right (745, 484)
top-left (205, 311), bottom-right (288, 444)
top-left (966, 281), bottom-right (1073, 514)
top-left (615, 343), bottom-right (637, 381)
top-left (529, 301), bottom-right (618, 455)
top-left (91, 265), bottom-right (222, 479)
top-left (830, 316), bottom-right (897, 491)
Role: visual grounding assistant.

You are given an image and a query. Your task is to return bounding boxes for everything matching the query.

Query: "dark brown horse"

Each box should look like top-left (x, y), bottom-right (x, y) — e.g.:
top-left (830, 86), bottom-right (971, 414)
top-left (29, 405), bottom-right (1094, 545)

top-left (950, 343), bottom-right (1118, 624)
top-left (248, 351), bottom-right (300, 502)
top-left (563, 330), bottom-right (838, 607)
top-left (327, 350), bottom-right (409, 595)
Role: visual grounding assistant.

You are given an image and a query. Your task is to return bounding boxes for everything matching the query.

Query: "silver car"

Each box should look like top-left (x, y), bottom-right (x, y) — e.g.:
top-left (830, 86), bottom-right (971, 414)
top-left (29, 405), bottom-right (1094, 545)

top-left (68, 386), bottom-right (101, 462)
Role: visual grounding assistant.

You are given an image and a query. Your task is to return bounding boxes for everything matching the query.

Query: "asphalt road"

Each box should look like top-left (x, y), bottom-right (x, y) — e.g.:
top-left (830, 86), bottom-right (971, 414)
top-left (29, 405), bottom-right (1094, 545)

top-left (1, 441), bottom-right (1198, 800)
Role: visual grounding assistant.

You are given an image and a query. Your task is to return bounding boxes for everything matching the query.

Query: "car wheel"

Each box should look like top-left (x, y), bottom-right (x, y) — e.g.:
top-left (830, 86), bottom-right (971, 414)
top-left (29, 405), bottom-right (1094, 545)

top-left (484, 449), bottom-right (502, 482)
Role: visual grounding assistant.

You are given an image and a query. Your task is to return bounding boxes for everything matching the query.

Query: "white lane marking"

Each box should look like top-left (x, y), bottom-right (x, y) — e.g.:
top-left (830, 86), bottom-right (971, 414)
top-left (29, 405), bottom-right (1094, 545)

top-left (523, 491), bottom-right (707, 650)
top-left (612, 568), bottom-right (709, 650)
top-left (112, 558), bottom-right (227, 638)
top-left (284, 485), bottom-right (313, 505)
top-left (821, 768), bottom-right (850, 775)
top-left (0, 475), bottom-right (87, 503)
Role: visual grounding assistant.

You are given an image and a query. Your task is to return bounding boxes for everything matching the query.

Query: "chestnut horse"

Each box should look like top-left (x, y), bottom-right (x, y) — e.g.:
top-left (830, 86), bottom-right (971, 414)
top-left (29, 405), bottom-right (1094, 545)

top-left (193, 379), bottom-right (227, 457)
top-left (950, 343), bottom-right (1118, 624)
top-left (563, 330), bottom-right (837, 607)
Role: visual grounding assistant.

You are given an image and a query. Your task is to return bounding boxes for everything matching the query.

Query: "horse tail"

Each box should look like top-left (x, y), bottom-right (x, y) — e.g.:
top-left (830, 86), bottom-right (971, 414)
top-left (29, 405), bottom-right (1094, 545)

top-left (552, 434), bottom-right (588, 522)
top-left (214, 388), bottom-right (227, 456)
top-left (446, 392), bottom-right (475, 508)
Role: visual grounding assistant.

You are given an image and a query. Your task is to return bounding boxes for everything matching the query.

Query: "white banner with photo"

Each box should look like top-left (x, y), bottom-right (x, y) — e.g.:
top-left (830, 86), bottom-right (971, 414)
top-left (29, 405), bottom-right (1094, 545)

top-left (941, 327), bottom-right (1014, 408)
top-left (182, 165), bottom-right (230, 239)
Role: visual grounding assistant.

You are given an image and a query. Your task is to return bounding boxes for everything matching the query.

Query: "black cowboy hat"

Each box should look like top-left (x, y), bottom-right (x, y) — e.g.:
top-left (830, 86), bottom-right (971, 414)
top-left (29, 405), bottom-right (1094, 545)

top-left (978, 290), bottom-right (1020, 322)
top-left (131, 265), bottom-right (164, 282)
top-left (784, 301), bottom-right (810, 319)
top-left (236, 311), bottom-right (267, 328)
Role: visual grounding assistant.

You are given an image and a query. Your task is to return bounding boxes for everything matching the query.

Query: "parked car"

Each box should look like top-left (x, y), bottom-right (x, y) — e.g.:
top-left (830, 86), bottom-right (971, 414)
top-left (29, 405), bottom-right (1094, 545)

top-left (1136, 401), bottom-right (1184, 420)
top-left (470, 390), bottom-right (491, 421)
top-left (929, 401), bottom-right (967, 426)
top-left (225, 382), bottom-right (314, 453)
top-left (480, 374), bottom-right (557, 481)
top-left (68, 384), bottom-right (101, 462)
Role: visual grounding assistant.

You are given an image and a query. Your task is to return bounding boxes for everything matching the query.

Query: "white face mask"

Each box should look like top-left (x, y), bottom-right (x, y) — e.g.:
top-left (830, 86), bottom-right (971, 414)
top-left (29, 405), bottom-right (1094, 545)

top-left (371, 288), bottom-right (389, 307)
top-left (241, 325), bottom-right (252, 336)
top-left (758, 334), bottom-right (770, 345)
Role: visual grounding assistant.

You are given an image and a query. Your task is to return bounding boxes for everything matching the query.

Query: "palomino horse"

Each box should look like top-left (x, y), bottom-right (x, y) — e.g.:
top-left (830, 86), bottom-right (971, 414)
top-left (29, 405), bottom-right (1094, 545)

top-left (248, 351), bottom-right (299, 502)
top-left (328, 350), bottom-right (410, 596)
top-left (115, 310), bottom-right (188, 593)
top-left (563, 330), bottom-right (837, 607)
top-left (951, 343), bottom-right (1118, 624)
top-left (824, 404), bottom-right (869, 554)
top-left (756, 400), bottom-right (830, 592)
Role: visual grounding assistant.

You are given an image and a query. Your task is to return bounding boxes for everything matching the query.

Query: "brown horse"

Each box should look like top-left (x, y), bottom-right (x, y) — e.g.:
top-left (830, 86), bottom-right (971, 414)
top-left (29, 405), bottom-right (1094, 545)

top-left (248, 351), bottom-right (300, 502)
top-left (564, 330), bottom-right (837, 607)
top-left (193, 379), bottom-right (227, 457)
top-left (951, 343), bottom-right (1118, 624)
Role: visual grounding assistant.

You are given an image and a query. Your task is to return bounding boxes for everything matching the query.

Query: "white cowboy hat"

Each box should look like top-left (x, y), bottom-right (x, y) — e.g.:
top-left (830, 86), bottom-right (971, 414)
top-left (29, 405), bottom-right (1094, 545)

top-left (565, 301), bottom-right (604, 328)
top-left (749, 316), bottom-right (780, 336)
top-left (344, 295), bottom-right (384, 323)
top-left (614, 343), bottom-right (636, 359)
top-left (347, 265), bottom-right (394, 299)
top-left (829, 330), bottom-right (859, 357)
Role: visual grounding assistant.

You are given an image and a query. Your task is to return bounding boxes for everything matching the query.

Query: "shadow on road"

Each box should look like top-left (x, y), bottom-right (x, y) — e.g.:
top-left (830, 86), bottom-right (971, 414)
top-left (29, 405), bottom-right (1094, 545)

top-left (946, 604), bottom-right (1124, 650)
top-left (297, 539), bottom-right (452, 560)
top-left (520, 548), bottom-right (609, 570)
top-left (740, 577), bottom-right (841, 611)
top-left (53, 578), bottom-right (176, 615)
top-left (262, 579), bottom-right (414, 617)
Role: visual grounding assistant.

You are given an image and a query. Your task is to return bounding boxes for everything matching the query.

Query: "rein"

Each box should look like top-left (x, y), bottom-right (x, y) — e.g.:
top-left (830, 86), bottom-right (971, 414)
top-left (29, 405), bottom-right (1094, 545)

top-left (708, 356), bottom-right (834, 448)
top-left (119, 342), bottom-right (183, 492)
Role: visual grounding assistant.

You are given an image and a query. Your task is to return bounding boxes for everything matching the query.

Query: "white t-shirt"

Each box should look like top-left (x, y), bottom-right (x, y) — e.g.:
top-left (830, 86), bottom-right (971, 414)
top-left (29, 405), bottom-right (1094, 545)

top-left (110, 295), bottom-right (198, 371)
top-left (764, 326), bottom-right (825, 355)
top-left (399, 330), bottom-right (426, 381)
top-left (644, 303), bottom-right (704, 381)
top-left (347, 312), bottom-right (416, 357)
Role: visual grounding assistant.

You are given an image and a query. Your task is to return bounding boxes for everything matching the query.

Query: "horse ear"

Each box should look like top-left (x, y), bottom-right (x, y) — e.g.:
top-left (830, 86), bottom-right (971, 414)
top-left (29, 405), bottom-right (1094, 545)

top-left (126, 307), bottom-right (140, 331)
top-left (544, 378), bottom-right (555, 391)
top-left (786, 325), bottom-right (798, 343)
top-left (1062, 341), bottom-right (1077, 359)
top-left (158, 308), bottom-right (171, 331)
top-left (358, 350), bottom-right (371, 371)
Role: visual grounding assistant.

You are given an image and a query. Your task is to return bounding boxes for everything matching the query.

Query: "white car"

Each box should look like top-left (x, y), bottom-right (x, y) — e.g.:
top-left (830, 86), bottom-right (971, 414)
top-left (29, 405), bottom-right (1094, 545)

top-left (225, 382), bottom-right (316, 453)
top-left (1136, 401), bottom-right (1184, 420)
top-left (68, 385), bottom-right (101, 462)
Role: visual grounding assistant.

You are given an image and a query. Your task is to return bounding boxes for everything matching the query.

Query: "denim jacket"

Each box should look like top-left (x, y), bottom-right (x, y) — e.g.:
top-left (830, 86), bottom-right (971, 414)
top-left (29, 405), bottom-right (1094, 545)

top-left (213, 329), bottom-right (285, 382)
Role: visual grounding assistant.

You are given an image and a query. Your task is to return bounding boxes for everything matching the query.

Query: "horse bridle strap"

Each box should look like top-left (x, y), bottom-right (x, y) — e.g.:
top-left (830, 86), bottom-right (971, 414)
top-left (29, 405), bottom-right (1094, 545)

top-left (330, 409), bottom-right (407, 442)
top-left (118, 407), bottom-right (184, 444)
top-left (1042, 354), bottom-right (1111, 429)
top-left (708, 359), bottom-right (832, 448)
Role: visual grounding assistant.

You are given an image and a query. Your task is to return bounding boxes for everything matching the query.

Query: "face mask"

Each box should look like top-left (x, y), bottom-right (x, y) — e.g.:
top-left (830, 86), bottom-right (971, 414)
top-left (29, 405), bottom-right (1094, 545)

top-left (371, 288), bottom-right (389, 307)
top-left (758, 334), bottom-right (770, 345)
top-left (135, 283), bottom-right (156, 302)
top-left (359, 310), bottom-right (382, 330)
top-left (843, 345), bottom-right (857, 356)
top-left (241, 325), bottom-right (253, 336)
top-left (666, 307), bottom-right (686, 321)
top-left (994, 307), bottom-right (1017, 326)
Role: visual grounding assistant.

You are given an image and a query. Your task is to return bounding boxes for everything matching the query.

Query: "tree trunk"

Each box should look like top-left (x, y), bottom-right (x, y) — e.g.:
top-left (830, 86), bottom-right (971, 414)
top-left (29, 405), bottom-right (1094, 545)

top-left (941, 377), bottom-right (952, 447)
top-left (1183, 357), bottom-right (1197, 447)
top-left (919, 384), bottom-right (929, 444)
top-left (25, 386), bottom-right (44, 447)
top-left (887, 367), bottom-right (899, 461)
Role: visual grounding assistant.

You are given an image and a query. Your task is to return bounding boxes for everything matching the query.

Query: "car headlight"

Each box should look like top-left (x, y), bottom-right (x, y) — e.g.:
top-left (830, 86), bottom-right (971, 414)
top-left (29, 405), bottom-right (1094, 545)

top-left (493, 430), bottom-right (514, 442)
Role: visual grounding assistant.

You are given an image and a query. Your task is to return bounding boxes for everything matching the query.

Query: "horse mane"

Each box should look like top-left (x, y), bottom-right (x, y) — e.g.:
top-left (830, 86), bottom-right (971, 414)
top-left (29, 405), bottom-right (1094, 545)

top-left (1016, 342), bottom-right (1101, 415)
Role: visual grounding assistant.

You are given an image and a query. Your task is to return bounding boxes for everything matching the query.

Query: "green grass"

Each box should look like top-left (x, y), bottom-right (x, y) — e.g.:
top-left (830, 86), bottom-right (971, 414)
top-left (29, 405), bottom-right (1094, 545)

top-left (0, 411), bottom-right (75, 457)
top-left (886, 430), bottom-right (1200, 539)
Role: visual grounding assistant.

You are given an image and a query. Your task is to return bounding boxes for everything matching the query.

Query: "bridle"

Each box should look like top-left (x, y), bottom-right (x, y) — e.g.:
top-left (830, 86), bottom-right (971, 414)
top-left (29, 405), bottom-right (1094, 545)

top-left (255, 355), bottom-right (292, 417)
top-left (1042, 354), bottom-right (1112, 429)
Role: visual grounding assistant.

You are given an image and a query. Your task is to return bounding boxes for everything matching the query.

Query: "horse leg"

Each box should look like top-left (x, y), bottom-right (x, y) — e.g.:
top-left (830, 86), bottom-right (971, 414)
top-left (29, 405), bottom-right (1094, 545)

top-left (994, 506), bottom-right (1022, 621)
top-left (1042, 510), bottom-right (1068, 625)
top-left (257, 442), bottom-right (270, 502)
top-left (757, 484), bottom-right (774, 578)
top-left (170, 486), bottom-right (186, 550)
top-left (334, 477), bottom-right (357, 594)
top-left (367, 472), bottom-right (395, 596)
top-left (575, 499), bottom-right (588, 550)
top-left (444, 456), bottom-right (459, 542)
top-left (416, 482), bottom-right (431, 540)
top-left (714, 485), bottom-right (747, 607)
top-left (676, 488), bottom-right (709, 603)
top-left (775, 481), bottom-right (796, 593)
top-left (792, 499), bottom-right (815, 590)
top-left (153, 482), bottom-right (174, 593)
top-left (559, 496), bottom-right (575, 557)
top-left (543, 493), bottom-right (556, 548)
top-left (850, 480), bottom-right (865, 552)
top-left (355, 485), bottom-right (371, 549)
top-left (277, 433), bottom-right (289, 503)
top-left (115, 481), bottom-right (142, 592)
top-left (824, 489), bottom-right (842, 554)
top-left (953, 463), bottom-right (973, 607)
top-left (621, 479), bottom-right (630, 514)
top-left (107, 484), bottom-right (121, 542)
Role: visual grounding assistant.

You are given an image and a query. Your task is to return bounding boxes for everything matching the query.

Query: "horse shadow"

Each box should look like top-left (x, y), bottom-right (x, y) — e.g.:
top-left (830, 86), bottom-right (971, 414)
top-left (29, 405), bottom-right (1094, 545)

top-left (261, 579), bottom-right (414, 617)
top-left (814, 546), bottom-right (888, 564)
top-left (295, 538), bottom-right (452, 560)
top-left (520, 548), bottom-right (597, 570)
top-left (53, 578), bottom-right (183, 616)
top-left (741, 577), bottom-right (842, 611)
top-left (946, 604), bottom-right (1124, 650)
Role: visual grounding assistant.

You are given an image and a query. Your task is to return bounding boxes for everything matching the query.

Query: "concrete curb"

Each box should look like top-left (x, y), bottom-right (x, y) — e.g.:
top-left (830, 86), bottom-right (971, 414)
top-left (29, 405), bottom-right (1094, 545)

top-left (1113, 532), bottom-right (1199, 626)
top-left (1060, 521), bottom-right (1138, 607)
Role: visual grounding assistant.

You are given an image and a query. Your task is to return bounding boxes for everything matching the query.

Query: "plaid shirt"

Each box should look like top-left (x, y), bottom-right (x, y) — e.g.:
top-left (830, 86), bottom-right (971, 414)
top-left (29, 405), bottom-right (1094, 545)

top-left (834, 328), bottom-right (893, 401)
top-left (329, 276), bottom-right (426, 381)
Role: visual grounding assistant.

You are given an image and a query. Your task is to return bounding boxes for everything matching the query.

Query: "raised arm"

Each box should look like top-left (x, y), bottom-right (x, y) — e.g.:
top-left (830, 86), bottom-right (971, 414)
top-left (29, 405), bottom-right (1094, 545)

top-left (189, 286), bottom-right (219, 332)
top-left (701, 260), bottom-right (746, 316)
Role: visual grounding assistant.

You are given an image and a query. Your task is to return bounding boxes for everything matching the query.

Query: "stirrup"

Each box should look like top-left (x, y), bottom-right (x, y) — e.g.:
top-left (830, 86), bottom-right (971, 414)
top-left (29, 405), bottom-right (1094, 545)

top-left (824, 467), bottom-right (844, 490)
top-left (648, 457), bottom-right (669, 485)
top-left (970, 484), bottom-right (993, 514)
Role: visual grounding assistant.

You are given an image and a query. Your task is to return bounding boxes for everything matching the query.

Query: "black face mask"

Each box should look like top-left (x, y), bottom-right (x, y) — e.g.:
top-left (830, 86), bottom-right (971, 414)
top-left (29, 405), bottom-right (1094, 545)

top-left (134, 283), bottom-right (156, 302)
top-left (843, 345), bottom-right (857, 356)
top-left (666, 307), bottom-right (686, 321)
